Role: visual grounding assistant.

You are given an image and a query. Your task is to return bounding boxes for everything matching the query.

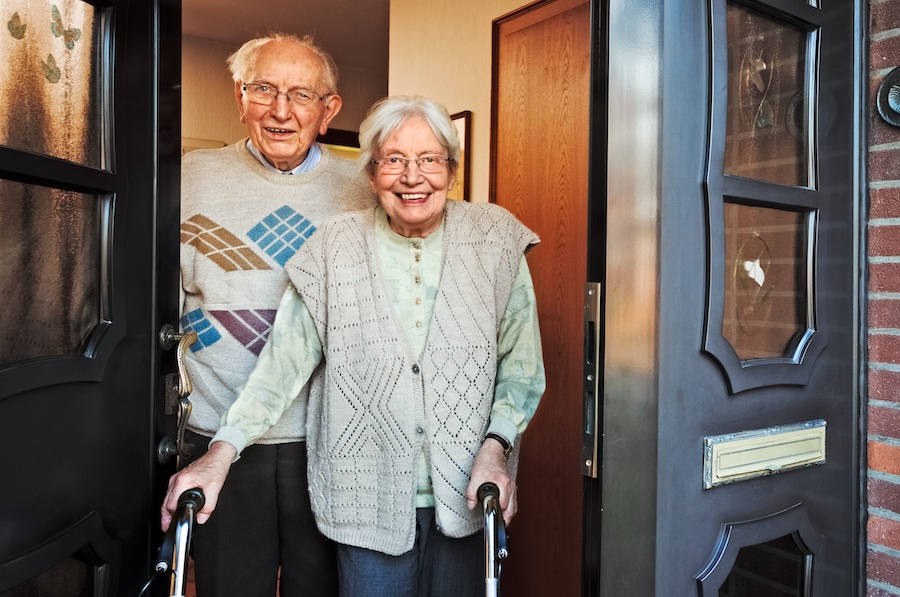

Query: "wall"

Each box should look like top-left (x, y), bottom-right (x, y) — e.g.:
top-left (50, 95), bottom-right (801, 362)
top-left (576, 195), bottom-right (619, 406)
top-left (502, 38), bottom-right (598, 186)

top-left (181, 37), bottom-right (246, 148)
top-left (182, 35), bottom-right (385, 149)
top-left (867, 0), bottom-right (900, 594)
top-left (389, 0), bottom-right (527, 202)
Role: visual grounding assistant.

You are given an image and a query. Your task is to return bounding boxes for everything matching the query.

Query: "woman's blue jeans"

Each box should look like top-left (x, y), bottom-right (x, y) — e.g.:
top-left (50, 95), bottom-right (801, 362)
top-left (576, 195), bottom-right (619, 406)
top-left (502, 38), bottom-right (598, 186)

top-left (337, 507), bottom-right (483, 597)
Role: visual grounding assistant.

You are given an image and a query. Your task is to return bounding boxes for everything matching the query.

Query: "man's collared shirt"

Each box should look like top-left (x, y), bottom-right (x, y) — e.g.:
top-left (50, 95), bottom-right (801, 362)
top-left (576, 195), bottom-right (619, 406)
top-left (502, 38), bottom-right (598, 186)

top-left (246, 139), bottom-right (322, 175)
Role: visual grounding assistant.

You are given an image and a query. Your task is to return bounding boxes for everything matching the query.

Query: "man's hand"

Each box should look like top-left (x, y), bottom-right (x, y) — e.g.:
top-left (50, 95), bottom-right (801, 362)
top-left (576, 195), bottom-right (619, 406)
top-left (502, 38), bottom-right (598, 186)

top-left (160, 442), bottom-right (236, 531)
top-left (465, 438), bottom-right (518, 525)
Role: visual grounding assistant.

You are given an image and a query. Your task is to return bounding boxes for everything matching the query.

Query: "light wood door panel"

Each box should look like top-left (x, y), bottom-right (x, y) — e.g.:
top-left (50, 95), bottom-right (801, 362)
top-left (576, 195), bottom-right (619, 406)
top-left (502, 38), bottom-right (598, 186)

top-left (492, 2), bottom-right (591, 594)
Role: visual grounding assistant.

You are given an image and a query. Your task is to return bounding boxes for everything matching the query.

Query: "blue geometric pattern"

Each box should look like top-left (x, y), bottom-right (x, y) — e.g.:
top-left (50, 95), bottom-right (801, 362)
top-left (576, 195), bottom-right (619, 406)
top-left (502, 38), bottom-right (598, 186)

top-left (180, 308), bottom-right (221, 351)
top-left (246, 205), bottom-right (316, 267)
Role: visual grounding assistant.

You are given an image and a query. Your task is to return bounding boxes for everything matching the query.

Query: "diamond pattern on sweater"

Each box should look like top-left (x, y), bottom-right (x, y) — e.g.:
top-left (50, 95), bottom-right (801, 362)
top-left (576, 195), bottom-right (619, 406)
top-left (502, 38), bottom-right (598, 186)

top-left (181, 214), bottom-right (271, 271)
top-left (179, 308), bottom-right (221, 351)
top-left (209, 309), bottom-right (276, 356)
top-left (328, 359), bottom-right (413, 457)
top-left (427, 348), bottom-right (493, 440)
top-left (246, 205), bottom-right (316, 267)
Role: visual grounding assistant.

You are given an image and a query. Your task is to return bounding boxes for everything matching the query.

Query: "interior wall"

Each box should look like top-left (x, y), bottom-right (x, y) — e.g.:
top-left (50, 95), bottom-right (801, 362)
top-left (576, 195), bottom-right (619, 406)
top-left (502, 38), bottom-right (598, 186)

top-left (181, 35), bottom-right (386, 149)
top-left (181, 37), bottom-right (246, 148)
top-left (389, 0), bottom-right (525, 203)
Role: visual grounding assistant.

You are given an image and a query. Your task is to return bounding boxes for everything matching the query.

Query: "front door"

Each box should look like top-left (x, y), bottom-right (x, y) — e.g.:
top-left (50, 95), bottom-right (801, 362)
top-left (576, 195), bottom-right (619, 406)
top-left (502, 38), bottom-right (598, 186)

top-left (595, 0), bottom-right (862, 594)
top-left (0, 0), bottom-right (181, 594)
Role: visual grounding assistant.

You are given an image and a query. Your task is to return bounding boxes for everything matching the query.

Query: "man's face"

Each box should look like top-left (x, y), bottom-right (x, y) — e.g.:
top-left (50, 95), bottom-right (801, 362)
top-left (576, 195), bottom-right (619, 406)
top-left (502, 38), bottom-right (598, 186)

top-left (235, 40), bottom-right (342, 171)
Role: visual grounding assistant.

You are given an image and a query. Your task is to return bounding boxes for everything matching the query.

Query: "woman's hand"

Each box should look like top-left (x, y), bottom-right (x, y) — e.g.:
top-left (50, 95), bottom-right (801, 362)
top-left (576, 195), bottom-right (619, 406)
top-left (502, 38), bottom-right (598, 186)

top-left (160, 441), bottom-right (236, 531)
top-left (466, 438), bottom-right (518, 525)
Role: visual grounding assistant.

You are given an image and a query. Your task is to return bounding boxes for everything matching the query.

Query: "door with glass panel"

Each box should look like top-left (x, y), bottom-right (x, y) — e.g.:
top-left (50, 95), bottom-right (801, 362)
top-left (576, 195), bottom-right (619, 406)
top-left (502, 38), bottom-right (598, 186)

top-left (593, 0), bottom-right (861, 594)
top-left (0, 0), bottom-right (180, 594)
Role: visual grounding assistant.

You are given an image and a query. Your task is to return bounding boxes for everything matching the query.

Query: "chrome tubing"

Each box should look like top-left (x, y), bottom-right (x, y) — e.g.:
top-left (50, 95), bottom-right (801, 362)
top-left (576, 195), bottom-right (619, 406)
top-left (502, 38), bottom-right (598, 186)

top-left (169, 507), bottom-right (193, 597)
top-left (478, 482), bottom-right (508, 597)
top-left (156, 488), bottom-right (205, 597)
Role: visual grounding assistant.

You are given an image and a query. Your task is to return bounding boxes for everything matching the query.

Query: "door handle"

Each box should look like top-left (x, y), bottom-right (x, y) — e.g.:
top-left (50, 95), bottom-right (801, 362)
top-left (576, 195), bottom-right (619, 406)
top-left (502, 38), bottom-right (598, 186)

top-left (158, 324), bottom-right (198, 464)
top-left (583, 283), bottom-right (602, 478)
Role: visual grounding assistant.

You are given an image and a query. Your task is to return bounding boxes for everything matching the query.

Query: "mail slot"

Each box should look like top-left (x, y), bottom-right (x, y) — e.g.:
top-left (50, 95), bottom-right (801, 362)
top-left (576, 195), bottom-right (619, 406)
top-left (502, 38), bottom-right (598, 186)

top-left (703, 420), bottom-right (826, 489)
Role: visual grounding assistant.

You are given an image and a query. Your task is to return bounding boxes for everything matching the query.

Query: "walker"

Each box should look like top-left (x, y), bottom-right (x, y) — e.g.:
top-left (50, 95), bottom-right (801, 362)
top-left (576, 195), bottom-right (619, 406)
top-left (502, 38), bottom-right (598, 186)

top-left (478, 482), bottom-right (509, 597)
top-left (140, 488), bottom-right (204, 597)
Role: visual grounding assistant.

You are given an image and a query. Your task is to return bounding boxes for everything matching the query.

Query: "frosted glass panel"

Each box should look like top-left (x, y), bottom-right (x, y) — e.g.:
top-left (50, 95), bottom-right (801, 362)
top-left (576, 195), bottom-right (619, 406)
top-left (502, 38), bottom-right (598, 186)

top-left (725, 4), bottom-right (809, 187)
top-left (722, 202), bottom-right (809, 361)
top-left (0, 178), bottom-right (101, 366)
top-left (719, 534), bottom-right (808, 596)
top-left (0, 554), bottom-right (91, 596)
top-left (0, 0), bottom-right (103, 168)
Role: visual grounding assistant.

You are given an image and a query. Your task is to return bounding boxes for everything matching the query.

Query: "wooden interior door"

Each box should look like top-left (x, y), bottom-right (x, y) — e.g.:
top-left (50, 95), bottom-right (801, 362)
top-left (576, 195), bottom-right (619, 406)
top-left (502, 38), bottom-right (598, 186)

top-left (491, 1), bottom-right (591, 594)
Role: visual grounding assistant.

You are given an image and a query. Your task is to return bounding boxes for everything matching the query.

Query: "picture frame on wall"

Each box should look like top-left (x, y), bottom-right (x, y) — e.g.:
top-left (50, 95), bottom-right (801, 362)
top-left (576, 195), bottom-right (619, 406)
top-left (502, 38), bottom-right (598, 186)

top-left (449, 111), bottom-right (472, 201)
top-left (319, 128), bottom-right (362, 161)
top-left (181, 137), bottom-right (225, 155)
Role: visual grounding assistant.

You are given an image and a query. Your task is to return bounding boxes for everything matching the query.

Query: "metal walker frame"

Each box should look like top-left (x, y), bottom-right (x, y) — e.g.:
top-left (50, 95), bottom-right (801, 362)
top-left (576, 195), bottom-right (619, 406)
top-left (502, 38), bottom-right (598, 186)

top-left (478, 482), bottom-right (509, 597)
top-left (155, 488), bottom-right (204, 597)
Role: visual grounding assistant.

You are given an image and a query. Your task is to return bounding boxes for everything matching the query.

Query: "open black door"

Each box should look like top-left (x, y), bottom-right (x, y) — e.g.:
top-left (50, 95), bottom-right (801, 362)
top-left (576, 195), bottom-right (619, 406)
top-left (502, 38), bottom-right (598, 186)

top-left (0, 0), bottom-right (181, 594)
top-left (588, 0), bottom-right (864, 594)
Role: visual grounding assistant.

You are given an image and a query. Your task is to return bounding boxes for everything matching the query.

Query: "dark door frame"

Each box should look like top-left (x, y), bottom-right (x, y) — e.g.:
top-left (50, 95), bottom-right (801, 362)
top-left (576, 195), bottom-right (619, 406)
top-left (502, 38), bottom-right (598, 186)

top-left (581, 0), bottom-right (608, 595)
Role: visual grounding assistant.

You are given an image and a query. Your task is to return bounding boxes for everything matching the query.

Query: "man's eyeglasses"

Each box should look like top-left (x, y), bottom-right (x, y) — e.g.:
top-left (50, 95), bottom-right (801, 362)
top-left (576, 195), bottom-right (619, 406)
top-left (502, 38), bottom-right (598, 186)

top-left (241, 83), bottom-right (327, 107)
top-left (370, 155), bottom-right (452, 174)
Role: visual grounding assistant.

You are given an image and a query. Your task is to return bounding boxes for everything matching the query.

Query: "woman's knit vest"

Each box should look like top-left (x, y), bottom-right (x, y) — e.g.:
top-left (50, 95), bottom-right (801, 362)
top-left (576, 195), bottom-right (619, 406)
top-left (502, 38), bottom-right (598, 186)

top-left (286, 200), bottom-right (539, 555)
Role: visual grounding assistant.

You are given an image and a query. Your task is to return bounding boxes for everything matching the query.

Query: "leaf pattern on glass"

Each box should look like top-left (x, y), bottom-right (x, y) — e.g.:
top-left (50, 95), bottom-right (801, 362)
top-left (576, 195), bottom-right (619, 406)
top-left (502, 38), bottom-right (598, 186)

top-left (743, 45), bottom-right (774, 129)
top-left (756, 100), bottom-right (775, 128)
top-left (42, 53), bottom-right (61, 83)
top-left (7, 12), bottom-right (26, 39)
top-left (50, 4), bottom-right (80, 50)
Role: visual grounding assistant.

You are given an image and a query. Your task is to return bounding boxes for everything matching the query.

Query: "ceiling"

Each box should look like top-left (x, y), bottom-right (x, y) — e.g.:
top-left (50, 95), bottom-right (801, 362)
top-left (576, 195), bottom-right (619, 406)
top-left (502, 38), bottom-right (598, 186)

top-left (181, 0), bottom-right (390, 73)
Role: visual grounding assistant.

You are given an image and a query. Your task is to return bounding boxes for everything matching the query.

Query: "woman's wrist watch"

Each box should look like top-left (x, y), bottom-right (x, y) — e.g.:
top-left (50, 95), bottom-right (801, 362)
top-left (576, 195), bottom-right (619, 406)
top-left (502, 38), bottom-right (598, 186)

top-left (484, 432), bottom-right (512, 458)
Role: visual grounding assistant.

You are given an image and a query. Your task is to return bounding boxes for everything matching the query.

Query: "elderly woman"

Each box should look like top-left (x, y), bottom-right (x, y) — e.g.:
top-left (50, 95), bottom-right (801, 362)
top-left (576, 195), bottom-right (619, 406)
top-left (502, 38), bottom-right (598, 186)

top-left (163, 95), bottom-right (545, 596)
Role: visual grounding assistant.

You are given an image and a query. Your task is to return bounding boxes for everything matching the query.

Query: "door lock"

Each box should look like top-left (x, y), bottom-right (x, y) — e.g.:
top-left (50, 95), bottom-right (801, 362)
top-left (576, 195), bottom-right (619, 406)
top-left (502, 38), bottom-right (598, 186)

top-left (582, 283), bottom-right (602, 478)
top-left (158, 324), bottom-right (199, 464)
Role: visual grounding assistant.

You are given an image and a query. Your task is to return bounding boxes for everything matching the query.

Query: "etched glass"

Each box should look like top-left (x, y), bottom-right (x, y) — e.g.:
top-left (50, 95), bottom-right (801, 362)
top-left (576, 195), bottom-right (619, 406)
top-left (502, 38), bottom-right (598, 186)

top-left (0, 0), bottom-right (104, 168)
top-left (0, 178), bottom-right (101, 366)
top-left (722, 201), bottom-right (810, 361)
top-left (724, 4), bottom-right (809, 187)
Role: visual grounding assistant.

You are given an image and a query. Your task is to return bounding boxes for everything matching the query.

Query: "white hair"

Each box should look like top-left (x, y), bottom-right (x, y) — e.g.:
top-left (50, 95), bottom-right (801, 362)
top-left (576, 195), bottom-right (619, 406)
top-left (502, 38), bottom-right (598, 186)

top-left (358, 95), bottom-right (461, 175)
top-left (226, 33), bottom-right (339, 95)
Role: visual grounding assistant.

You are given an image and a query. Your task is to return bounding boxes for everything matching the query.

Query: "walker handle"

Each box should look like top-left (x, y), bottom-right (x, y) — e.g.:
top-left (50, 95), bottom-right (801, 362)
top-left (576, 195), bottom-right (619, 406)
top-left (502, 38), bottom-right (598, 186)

top-left (477, 481), bottom-right (500, 504)
top-left (156, 488), bottom-right (205, 597)
top-left (478, 481), bottom-right (508, 597)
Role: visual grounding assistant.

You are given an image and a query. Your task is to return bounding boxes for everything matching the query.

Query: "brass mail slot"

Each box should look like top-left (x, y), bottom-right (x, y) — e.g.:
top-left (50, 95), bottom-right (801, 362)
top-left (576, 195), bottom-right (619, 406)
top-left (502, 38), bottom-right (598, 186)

top-left (703, 420), bottom-right (826, 489)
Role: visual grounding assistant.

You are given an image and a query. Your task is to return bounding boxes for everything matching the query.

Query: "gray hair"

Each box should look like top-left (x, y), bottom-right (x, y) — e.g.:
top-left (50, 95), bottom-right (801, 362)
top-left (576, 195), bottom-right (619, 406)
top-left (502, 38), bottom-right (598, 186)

top-left (227, 33), bottom-right (339, 95)
top-left (359, 96), bottom-right (461, 175)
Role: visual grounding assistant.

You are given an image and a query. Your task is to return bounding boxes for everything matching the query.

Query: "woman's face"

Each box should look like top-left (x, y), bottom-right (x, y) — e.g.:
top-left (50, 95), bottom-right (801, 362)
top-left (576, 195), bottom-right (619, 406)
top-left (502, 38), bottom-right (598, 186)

top-left (368, 115), bottom-right (454, 238)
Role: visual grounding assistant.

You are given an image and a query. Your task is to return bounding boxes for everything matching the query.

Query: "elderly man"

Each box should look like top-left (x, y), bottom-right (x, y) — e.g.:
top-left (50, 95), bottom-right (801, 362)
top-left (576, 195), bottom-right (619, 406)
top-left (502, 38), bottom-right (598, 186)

top-left (172, 33), bottom-right (373, 596)
top-left (166, 95), bottom-right (545, 597)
